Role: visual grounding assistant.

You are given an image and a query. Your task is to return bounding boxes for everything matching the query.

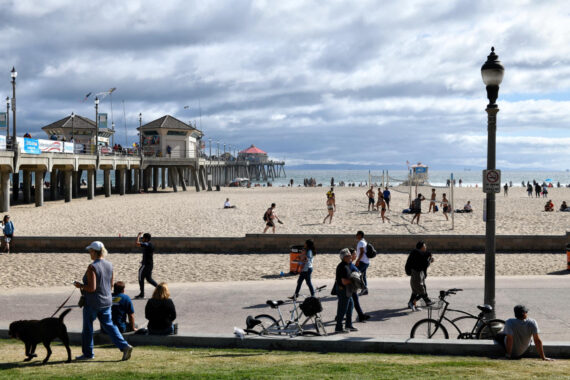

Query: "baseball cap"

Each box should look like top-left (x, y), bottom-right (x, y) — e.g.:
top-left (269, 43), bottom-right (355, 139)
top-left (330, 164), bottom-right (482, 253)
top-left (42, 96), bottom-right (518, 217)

top-left (339, 248), bottom-right (351, 260)
top-left (86, 241), bottom-right (105, 251)
top-left (514, 304), bottom-right (529, 318)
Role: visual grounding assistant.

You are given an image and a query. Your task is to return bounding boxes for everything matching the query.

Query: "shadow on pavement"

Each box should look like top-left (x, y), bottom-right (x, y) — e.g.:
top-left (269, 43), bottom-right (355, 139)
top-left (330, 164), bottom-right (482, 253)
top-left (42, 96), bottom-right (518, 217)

top-left (367, 307), bottom-right (409, 322)
top-left (548, 269), bottom-right (570, 276)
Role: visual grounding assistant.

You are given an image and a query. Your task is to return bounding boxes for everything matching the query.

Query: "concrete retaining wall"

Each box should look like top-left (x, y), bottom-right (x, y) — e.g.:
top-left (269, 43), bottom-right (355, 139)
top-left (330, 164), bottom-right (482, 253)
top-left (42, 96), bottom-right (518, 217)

top-left (1, 331), bottom-right (569, 358)
top-left (10, 232), bottom-right (570, 253)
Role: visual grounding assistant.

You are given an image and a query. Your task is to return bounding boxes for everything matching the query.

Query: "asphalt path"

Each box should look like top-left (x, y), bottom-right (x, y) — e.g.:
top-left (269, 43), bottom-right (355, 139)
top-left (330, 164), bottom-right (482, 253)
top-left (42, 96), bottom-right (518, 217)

top-left (1, 275), bottom-right (569, 342)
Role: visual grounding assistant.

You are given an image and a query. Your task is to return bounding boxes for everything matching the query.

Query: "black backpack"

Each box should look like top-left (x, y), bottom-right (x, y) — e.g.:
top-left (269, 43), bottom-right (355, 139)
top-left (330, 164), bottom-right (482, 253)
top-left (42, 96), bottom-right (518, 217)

top-left (299, 297), bottom-right (323, 317)
top-left (366, 243), bottom-right (377, 259)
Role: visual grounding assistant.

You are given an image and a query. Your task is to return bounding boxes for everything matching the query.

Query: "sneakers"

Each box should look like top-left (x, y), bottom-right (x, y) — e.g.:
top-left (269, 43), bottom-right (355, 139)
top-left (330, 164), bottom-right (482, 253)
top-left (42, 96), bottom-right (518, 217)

top-left (121, 345), bottom-right (133, 361)
top-left (415, 306), bottom-right (423, 311)
top-left (424, 299), bottom-right (435, 306)
top-left (335, 328), bottom-right (349, 334)
top-left (408, 301), bottom-right (416, 311)
top-left (359, 288), bottom-right (369, 296)
top-left (134, 294), bottom-right (144, 299)
top-left (346, 326), bottom-right (359, 332)
top-left (287, 295), bottom-right (298, 300)
top-left (75, 354), bottom-right (94, 361)
top-left (357, 314), bottom-right (371, 322)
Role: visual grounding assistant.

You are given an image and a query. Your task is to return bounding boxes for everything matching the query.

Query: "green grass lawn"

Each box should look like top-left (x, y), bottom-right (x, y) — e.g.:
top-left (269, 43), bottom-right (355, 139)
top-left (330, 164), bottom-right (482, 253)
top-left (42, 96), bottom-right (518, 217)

top-left (0, 339), bottom-right (568, 379)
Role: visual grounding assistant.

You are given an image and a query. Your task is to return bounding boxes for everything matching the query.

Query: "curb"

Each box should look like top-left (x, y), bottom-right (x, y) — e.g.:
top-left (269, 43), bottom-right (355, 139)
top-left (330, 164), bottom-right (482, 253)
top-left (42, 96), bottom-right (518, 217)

top-left (2, 330), bottom-right (569, 358)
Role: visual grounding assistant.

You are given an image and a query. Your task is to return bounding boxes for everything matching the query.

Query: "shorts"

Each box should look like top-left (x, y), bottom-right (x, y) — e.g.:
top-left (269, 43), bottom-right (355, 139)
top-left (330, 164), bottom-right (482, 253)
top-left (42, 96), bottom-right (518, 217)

top-left (4, 234), bottom-right (13, 242)
top-left (368, 197), bottom-right (375, 205)
top-left (327, 205), bottom-right (334, 210)
top-left (385, 198), bottom-right (390, 205)
top-left (443, 206), bottom-right (449, 213)
top-left (381, 208), bottom-right (386, 212)
top-left (412, 208), bottom-right (421, 215)
top-left (266, 220), bottom-right (275, 227)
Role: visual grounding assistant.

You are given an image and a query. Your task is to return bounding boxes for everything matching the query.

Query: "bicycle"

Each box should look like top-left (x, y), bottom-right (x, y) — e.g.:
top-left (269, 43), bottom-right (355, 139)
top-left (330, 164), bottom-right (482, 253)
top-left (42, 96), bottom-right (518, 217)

top-left (244, 285), bottom-right (327, 337)
top-left (409, 288), bottom-right (505, 340)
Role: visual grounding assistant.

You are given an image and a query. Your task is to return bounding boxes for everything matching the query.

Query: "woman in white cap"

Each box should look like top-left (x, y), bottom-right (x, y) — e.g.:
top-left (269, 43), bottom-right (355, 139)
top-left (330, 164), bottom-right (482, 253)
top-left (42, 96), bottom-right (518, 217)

top-left (74, 241), bottom-right (133, 361)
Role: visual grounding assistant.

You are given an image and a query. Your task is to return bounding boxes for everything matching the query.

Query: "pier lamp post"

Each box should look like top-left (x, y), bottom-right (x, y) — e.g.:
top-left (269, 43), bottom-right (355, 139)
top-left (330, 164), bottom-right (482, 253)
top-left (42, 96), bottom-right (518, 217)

top-left (70, 112), bottom-right (75, 143)
top-left (94, 97), bottom-right (99, 154)
top-left (11, 67), bottom-right (17, 149)
top-left (207, 138), bottom-right (212, 191)
top-left (5, 97), bottom-right (9, 139)
top-left (217, 141), bottom-right (220, 160)
top-left (481, 47), bottom-right (504, 319)
top-left (138, 113), bottom-right (142, 157)
top-left (111, 121), bottom-right (115, 147)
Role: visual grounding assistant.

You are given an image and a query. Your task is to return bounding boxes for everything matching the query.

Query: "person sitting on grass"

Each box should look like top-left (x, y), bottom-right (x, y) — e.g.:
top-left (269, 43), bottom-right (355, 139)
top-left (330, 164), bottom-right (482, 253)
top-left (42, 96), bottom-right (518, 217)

top-left (145, 283), bottom-right (177, 335)
top-left (495, 305), bottom-right (552, 361)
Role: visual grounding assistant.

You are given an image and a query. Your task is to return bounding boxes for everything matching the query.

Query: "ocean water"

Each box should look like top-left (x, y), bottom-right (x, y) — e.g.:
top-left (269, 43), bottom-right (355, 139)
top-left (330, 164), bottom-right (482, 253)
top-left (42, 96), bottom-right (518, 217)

top-left (260, 169), bottom-right (570, 187)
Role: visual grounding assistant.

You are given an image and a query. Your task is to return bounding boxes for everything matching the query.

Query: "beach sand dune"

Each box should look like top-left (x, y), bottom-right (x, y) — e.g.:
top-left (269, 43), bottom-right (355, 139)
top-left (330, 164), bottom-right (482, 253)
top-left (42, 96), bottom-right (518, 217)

top-left (0, 252), bottom-right (564, 289)
top-left (5, 186), bottom-right (570, 237)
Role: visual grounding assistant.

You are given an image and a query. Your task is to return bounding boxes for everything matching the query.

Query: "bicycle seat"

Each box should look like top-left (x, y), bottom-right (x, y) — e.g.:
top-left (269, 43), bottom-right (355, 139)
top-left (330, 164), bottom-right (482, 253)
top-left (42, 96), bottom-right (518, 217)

top-left (477, 304), bottom-right (493, 313)
top-left (246, 316), bottom-right (262, 329)
top-left (266, 300), bottom-right (285, 308)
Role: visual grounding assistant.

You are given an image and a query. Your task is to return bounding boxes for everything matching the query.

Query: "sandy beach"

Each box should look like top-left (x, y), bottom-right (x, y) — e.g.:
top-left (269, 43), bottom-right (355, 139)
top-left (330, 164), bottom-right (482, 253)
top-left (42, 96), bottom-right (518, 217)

top-left (4, 185), bottom-right (570, 237)
top-left (0, 252), bottom-right (565, 289)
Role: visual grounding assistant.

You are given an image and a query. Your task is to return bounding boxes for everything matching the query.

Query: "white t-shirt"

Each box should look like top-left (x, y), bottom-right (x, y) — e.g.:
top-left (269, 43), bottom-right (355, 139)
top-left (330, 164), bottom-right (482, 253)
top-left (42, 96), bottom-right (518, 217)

top-left (224, 201), bottom-right (231, 208)
top-left (356, 238), bottom-right (369, 264)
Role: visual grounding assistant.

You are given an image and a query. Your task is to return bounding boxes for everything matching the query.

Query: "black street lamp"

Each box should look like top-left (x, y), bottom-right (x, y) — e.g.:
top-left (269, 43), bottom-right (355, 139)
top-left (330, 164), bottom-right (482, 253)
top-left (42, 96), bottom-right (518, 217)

top-left (138, 113), bottom-right (142, 157)
top-left (481, 47), bottom-right (504, 319)
top-left (5, 97), bottom-right (9, 140)
top-left (11, 67), bottom-right (16, 149)
top-left (94, 97), bottom-right (99, 153)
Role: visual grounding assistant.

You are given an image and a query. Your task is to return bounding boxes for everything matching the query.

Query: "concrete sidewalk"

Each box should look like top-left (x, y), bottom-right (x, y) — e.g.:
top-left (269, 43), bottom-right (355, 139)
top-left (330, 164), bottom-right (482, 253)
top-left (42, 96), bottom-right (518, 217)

top-left (1, 275), bottom-right (569, 343)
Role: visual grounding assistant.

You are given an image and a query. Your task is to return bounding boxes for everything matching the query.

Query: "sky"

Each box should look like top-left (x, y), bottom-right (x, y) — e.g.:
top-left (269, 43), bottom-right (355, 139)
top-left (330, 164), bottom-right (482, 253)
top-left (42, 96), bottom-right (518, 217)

top-left (0, 0), bottom-right (569, 170)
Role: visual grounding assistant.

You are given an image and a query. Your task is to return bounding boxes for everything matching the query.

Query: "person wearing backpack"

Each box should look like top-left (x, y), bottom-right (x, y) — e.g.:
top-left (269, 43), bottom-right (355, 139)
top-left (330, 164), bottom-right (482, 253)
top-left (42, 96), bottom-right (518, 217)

top-left (405, 241), bottom-right (434, 311)
top-left (263, 203), bottom-right (281, 233)
top-left (354, 231), bottom-right (370, 296)
top-left (292, 239), bottom-right (316, 298)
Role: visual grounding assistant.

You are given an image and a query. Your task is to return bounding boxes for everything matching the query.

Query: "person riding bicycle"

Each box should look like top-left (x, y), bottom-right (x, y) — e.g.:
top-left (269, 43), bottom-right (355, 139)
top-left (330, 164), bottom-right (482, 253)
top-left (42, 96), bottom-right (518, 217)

top-left (405, 241), bottom-right (434, 311)
top-left (495, 305), bottom-right (552, 361)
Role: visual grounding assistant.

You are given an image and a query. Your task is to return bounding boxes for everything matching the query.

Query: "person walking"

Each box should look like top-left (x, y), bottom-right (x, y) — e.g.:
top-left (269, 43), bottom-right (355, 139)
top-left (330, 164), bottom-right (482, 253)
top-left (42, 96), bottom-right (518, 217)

top-left (441, 193), bottom-right (450, 221)
top-left (74, 241), bottom-right (133, 361)
top-left (354, 231), bottom-right (370, 296)
top-left (495, 305), bottom-right (552, 361)
top-left (135, 232), bottom-right (158, 299)
top-left (335, 248), bottom-right (357, 333)
top-left (378, 195), bottom-right (390, 223)
top-left (263, 203), bottom-right (282, 233)
top-left (292, 239), bottom-right (316, 298)
top-left (350, 249), bottom-right (371, 323)
top-left (323, 190), bottom-right (336, 224)
top-left (405, 241), bottom-right (434, 311)
top-left (2, 215), bottom-right (14, 254)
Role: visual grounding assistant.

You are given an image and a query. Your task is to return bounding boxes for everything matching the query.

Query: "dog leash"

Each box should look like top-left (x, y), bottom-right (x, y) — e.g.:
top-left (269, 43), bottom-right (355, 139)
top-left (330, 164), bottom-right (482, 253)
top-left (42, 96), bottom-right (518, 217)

top-left (51, 287), bottom-right (77, 318)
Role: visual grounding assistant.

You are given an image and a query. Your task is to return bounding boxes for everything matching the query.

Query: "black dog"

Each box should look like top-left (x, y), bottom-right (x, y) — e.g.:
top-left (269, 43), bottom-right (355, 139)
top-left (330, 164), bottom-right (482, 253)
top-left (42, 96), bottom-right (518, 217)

top-left (9, 309), bottom-right (72, 364)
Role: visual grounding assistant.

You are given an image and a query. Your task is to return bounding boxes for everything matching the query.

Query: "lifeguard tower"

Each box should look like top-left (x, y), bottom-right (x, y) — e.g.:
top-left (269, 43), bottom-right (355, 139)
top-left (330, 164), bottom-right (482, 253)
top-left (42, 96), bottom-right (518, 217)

top-left (411, 162), bottom-right (429, 185)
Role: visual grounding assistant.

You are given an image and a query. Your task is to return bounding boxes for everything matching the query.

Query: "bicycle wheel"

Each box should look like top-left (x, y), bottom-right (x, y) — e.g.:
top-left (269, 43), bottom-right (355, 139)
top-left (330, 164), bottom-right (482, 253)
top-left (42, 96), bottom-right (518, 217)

top-left (315, 316), bottom-right (327, 336)
top-left (410, 318), bottom-right (449, 339)
top-left (250, 314), bottom-right (280, 335)
top-left (476, 319), bottom-right (505, 340)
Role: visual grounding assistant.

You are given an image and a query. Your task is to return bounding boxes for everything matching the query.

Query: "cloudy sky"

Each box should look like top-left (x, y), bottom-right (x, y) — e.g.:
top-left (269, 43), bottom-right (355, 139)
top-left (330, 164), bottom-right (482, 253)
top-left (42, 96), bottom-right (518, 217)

top-left (1, 0), bottom-right (569, 170)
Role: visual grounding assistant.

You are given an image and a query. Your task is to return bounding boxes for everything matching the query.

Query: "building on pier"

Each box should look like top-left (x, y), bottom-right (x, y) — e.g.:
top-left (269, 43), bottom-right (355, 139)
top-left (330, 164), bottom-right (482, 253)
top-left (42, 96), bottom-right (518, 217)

top-left (41, 114), bottom-right (115, 149)
top-left (137, 115), bottom-right (203, 158)
top-left (238, 145), bottom-right (268, 163)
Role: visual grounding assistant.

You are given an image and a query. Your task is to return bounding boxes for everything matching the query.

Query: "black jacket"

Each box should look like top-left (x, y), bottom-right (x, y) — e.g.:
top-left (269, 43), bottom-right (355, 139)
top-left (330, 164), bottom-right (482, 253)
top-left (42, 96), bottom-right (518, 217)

top-left (145, 298), bottom-right (176, 331)
top-left (405, 249), bottom-right (432, 275)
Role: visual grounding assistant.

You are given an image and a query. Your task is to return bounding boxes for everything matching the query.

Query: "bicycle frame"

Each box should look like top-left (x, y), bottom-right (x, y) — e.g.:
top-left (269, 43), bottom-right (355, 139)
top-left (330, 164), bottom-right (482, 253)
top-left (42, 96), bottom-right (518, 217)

top-left (427, 299), bottom-right (491, 338)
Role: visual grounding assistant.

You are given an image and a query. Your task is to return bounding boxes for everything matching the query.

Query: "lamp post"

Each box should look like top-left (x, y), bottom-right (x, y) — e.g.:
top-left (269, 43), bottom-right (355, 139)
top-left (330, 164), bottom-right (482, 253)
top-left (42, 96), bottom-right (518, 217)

top-left (70, 112), bottom-right (75, 143)
top-left (481, 47), bottom-right (504, 319)
top-left (94, 97), bottom-right (99, 154)
top-left (5, 97), bottom-right (9, 140)
top-left (207, 138), bottom-right (212, 191)
top-left (111, 121), bottom-right (115, 147)
top-left (138, 113), bottom-right (142, 157)
top-left (217, 141), bottom-right (220, 160)
top-left (11, 67), bottom-right (17, 149)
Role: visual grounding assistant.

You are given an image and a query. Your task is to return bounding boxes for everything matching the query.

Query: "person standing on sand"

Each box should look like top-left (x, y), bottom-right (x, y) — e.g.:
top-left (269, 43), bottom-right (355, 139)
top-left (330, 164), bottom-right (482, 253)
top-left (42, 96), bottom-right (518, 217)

top-left (263, 203), bottom-right (281, 233)
top-left (527, 183), bottom-right (533, 197)
top-left (365, 186), bottom-right (375, 211)
top-left (383, 187), bottom-right (391, 211)
top-left (428, 188), bottom-right (437, 213)
top-left (411, 194), bottom-right (425, 225)
top-left (323, 191), bottom-right (336, 224)
top-left (378, 195), bottom-right (390, 223)
top-left (135, 233), bottom-right (158, 299)
top-left (2, 215), bottom-right (14, 254)
top-left (504, 183), bottom-right (509, 196)
top-left (441, 193), bottom-right (450, 221)
top-left (535, 183), bottom-right (541, 198)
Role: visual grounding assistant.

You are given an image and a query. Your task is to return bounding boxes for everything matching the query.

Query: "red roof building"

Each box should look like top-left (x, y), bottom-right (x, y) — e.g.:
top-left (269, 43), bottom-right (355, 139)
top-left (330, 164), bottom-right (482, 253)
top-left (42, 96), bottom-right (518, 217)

top-left (238, 144), bottom-right (268, 163)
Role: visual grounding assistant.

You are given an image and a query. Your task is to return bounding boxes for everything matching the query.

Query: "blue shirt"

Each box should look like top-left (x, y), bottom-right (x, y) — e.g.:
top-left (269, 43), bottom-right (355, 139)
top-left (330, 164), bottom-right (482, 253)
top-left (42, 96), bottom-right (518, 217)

top-left (383, 190), bottom-right (391, 199)
top-left (302, 249), bottom-right (314, 272)
top-left (112, 293), bottom-right (135, 332)
top-left (3, 221), bottom-right (14, 235)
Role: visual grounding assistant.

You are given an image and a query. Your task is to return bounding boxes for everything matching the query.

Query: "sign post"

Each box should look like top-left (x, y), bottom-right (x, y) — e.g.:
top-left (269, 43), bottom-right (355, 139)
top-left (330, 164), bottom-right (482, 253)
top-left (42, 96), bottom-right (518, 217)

top-left (482, 169), bottom-right (501, 194)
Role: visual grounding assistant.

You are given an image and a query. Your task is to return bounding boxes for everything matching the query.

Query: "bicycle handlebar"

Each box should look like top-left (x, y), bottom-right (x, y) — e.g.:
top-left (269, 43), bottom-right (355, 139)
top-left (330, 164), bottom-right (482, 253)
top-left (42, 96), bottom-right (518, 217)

top-left (439, 288), bottom-right (464, 299)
